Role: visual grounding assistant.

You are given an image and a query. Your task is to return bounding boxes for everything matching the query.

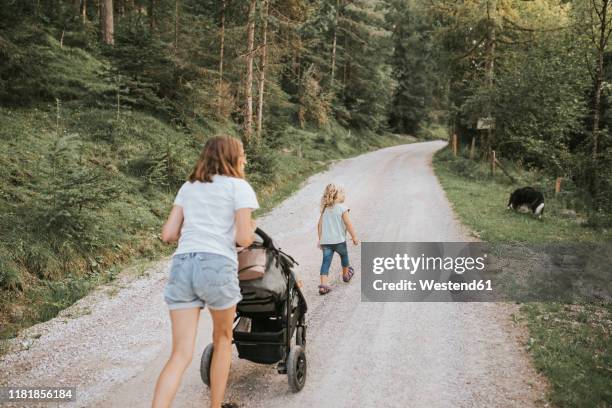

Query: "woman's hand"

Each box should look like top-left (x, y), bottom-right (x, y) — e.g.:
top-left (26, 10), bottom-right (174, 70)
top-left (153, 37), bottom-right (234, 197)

top-left (161, 205), bottom-right (184, 243)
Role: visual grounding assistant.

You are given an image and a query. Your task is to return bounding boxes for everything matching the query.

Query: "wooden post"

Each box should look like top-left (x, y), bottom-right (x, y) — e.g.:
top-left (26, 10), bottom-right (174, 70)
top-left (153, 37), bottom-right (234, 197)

top-left (469, 136), bottom-right (476, 159)
top-left (490, 150), bottom-right (496, 175)
top-left (452, 134), bottom-right (458, 156)
top-left (494, 157), bottom-right (516, 183)
top-left (555, 177), bottom-right (562, 194)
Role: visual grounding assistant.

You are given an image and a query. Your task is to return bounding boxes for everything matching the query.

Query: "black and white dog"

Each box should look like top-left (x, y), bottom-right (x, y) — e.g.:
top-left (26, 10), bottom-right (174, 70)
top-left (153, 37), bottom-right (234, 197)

top-left (507, 187), bottom-right (545, 218)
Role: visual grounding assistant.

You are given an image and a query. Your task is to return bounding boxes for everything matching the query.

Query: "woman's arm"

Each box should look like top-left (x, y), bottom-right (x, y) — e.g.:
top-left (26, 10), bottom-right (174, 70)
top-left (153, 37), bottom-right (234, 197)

top-left (342, 211), bottom-right (359, 245)
top-left (235, 208), bottom-right (256, 247)
top-left (161, 205), bottom-right (184, 243)
top-left (317, 213), bottom-right (323, 248)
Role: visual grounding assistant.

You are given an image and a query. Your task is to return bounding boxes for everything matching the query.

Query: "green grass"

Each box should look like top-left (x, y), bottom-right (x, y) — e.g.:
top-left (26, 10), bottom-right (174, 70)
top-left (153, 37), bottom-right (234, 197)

top-left (433, 148), bottom-right (610, 243)
top-left (433, 147), bottom-right (611, 408)
top-left (0, 10), bottom-right (411, 351)
top-left (0, 104), bottom-right (408, 345)
top-left (0, 22), bottom-right (410, 344)
top-left (416, 121), bottom-right (449, 140)
top-left (521, 303), bottom-right (611, 408)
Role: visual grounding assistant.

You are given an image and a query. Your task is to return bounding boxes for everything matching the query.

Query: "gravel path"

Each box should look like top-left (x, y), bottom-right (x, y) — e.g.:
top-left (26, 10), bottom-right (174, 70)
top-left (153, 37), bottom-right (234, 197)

top-left (0, 141), bottom-right (548, 407)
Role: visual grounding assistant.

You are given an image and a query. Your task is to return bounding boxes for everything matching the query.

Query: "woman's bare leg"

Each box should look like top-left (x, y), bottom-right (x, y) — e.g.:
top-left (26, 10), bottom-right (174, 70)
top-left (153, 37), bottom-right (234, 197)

top-left (152, 307), bottom-right (200, 408)
top-left (208, 306), bottom-right (236, 408)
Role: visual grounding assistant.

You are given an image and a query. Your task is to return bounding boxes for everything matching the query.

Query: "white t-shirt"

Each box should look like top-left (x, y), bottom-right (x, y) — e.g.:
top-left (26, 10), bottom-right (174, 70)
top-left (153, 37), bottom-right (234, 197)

top-left (173, 175), bottom-right (259, 262)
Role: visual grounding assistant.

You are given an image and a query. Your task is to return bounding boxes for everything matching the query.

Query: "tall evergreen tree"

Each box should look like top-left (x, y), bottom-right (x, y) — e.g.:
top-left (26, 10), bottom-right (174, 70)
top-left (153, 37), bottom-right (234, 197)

top-left (387, 0), bottom-right (435, 135)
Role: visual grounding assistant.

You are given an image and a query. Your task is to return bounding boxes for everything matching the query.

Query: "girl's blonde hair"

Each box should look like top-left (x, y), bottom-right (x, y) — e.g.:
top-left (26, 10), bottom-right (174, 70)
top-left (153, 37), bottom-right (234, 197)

top-left (320, 183), bottom-right (344, 212)
top-left (189, 135), bottom-right (245, 182)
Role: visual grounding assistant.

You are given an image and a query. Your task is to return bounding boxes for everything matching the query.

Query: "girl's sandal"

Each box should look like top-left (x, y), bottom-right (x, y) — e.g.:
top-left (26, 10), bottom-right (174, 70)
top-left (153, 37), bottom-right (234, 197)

top-left (318, 284), bottom-right (332, 295)
top-left (342, 266), bottom-right (355, 283)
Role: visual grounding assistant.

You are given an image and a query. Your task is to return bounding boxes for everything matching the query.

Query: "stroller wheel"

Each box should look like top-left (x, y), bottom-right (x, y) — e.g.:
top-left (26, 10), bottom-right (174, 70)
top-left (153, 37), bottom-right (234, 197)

top-left (296, 325), bottom-right (306, 347)
top-left (287, 345), bottom-right (307, 392)
top-left (200, 343), bottom-right (214, 387)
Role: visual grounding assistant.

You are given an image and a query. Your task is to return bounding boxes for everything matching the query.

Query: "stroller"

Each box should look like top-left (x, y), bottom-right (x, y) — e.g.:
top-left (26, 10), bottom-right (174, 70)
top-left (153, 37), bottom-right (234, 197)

top-left (200, 228), bottom-right (308, 392)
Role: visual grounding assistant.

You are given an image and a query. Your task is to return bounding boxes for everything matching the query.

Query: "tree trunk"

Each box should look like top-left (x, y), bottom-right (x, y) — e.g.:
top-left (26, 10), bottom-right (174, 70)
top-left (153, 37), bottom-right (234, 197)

top-left (243, 0), bottom-right (257, 143)
top-left (256, 0), bottom-right (269, 140)
top-left (217, 0), bottom-right (226, 117)
top-left (485, 0), bottom-right (496, 162)
top-left (149, 0), bottom-right (156, 31)
top-left (342, 34), bottom-right (349, 96)
top-left (174, 0), bottom-right (180, 56)
top-left (593, 54), bottom-right (603, 159)
top-left (174, 0), bottom-right (180, 54)
top-left (330, 0), bottom-right (340, 88)
top-left (81, 0), bottom-right (87, 20)
top-left (101, 0), bottom-right (114, 45)
top-left (592, 0), bottom-right (610, 160)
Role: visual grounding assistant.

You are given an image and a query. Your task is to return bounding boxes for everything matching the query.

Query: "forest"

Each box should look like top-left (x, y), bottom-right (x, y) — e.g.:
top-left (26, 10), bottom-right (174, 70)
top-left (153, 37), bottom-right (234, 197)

top-left (1, 0), bottom-right (611, 341)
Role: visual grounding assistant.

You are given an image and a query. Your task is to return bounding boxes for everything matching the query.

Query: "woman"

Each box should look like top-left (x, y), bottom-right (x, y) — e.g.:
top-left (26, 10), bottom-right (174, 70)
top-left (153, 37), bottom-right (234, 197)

top-left (152, 136), bottom-right (258, 408)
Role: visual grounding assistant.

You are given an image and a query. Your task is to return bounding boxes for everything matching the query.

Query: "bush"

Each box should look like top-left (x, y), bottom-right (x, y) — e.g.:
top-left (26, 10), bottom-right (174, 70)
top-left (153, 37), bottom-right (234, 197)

top-left (297, 65), bottom-right (331, 128)
top-left (0, 249), bottom-right (22, 291)
top-left (245, 141), bottom-right (279, 191)
top-left (144, 139), bottom-right (194, 191)
top-left (33, 134), bottom-right (122, 243)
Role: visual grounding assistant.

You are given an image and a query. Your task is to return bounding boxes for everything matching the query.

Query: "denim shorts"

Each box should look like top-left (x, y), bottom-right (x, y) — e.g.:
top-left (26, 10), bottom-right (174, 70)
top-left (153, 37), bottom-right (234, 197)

top-left (320, 241), bottom-right (350, 275)
top-left (163, 252), bottom-right (242, 311)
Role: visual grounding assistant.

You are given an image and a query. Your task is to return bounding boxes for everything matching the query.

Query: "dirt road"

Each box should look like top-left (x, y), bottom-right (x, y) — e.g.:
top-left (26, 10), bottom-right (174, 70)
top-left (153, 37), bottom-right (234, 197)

top-left (0, 141), bottom-right (547, 407)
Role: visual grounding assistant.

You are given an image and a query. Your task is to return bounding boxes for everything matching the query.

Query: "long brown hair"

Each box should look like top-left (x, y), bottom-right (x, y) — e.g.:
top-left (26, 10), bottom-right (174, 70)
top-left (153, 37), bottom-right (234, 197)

top-left (188, 135), bottom-right (245, 182)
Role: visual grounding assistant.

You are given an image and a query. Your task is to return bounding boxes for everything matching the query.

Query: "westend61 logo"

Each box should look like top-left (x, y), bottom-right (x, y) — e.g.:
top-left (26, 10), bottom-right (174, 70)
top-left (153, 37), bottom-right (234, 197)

top-left (361, 242), bottom-right (496, 302)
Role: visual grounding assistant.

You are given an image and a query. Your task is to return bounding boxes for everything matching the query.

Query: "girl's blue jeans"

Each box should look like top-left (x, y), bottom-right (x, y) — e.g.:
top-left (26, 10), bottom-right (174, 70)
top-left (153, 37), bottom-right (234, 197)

top-left (320, 241), bottom-right (350, 275)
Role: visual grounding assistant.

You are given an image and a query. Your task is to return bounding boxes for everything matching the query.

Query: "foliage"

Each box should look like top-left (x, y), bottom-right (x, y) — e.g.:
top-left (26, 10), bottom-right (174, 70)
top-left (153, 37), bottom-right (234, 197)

top-left (433, 148), bottom-right (611, 243)
top-left (296, 64), bottom-right (331, 128)
top-left (434, 145), bottom-right (612, 407)
top-left (386, 0), bottom-right (612, 225)
top-left (521, 303), bottom-right (612, 408)
top-left (386, 0), bottom-right (436, 135)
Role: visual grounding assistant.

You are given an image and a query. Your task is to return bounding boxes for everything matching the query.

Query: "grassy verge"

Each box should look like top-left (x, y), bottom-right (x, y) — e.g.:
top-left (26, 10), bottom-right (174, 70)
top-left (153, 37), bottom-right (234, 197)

top-left (0, 105), bottom-right (408, 348)
top-left (433, 147), bottom-right (611, 408)
top-left (433, 149), bottom-right (609, 243)
top-left (521, 303), bottom-right (611, 407)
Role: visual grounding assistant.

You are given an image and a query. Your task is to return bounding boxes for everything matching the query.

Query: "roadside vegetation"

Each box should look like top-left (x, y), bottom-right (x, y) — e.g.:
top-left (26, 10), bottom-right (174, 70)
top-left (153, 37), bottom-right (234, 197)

top-left (403, 1), bottom-right (612, 403)
top-left (434, 147), bottom-right (611, 408)
top-left (434, 149), bottom-right (611, 243)
top-left (0, 0), bottom-right (406, 344)
top-left (0, 103), bottom-right (404, 344)
top-left (2, 0), bottom-right (612, 403)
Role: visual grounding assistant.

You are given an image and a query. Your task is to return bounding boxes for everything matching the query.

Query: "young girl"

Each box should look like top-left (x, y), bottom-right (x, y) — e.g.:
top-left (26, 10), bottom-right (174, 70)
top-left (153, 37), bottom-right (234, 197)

top-left (317, 183), bottom-right (359, 295)
top-left (152, 136), bottom-right (258, 408)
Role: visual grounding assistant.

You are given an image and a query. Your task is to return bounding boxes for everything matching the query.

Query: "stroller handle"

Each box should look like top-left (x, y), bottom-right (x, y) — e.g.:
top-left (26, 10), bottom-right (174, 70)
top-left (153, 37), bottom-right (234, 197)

top-left (255, 227), bottom-right (274, 248)
top-left (254, 228), bottom-right (298, 266)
